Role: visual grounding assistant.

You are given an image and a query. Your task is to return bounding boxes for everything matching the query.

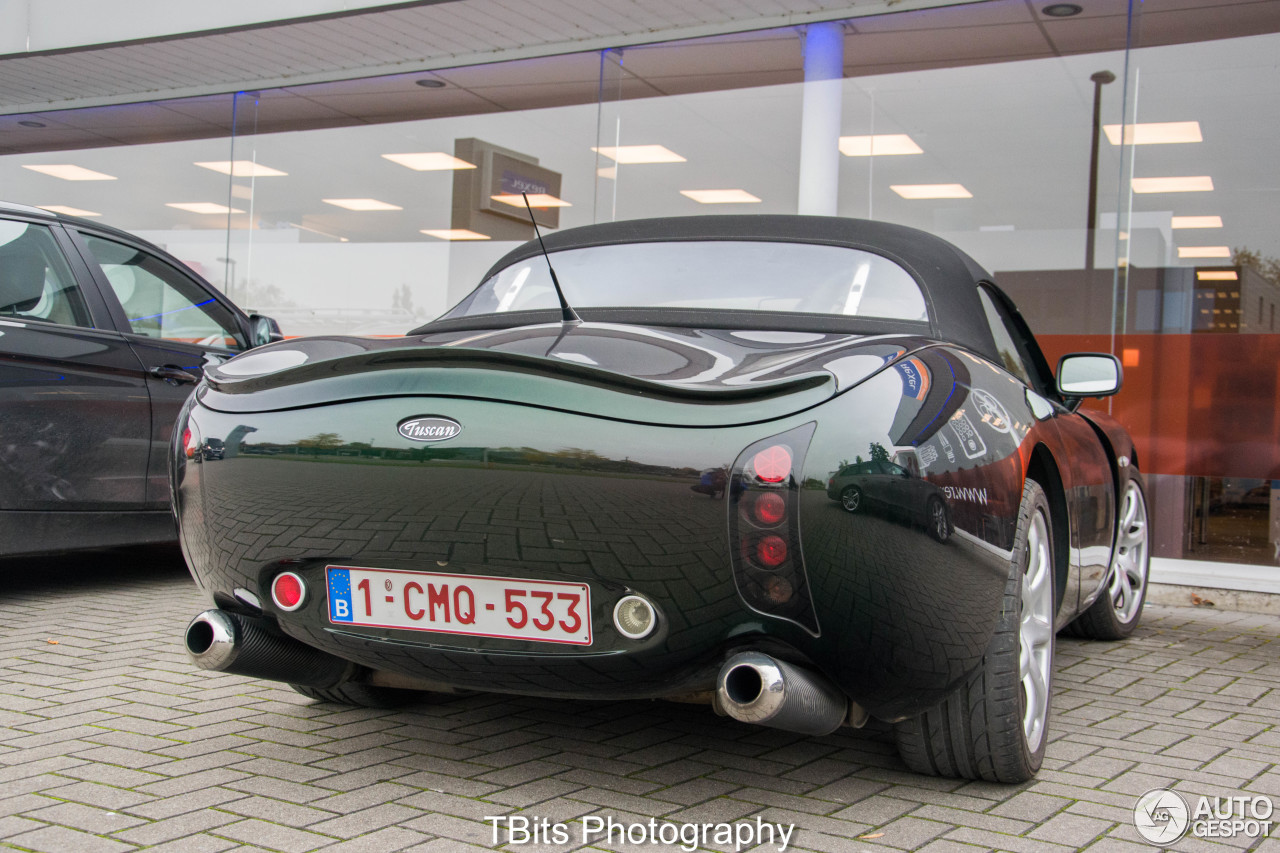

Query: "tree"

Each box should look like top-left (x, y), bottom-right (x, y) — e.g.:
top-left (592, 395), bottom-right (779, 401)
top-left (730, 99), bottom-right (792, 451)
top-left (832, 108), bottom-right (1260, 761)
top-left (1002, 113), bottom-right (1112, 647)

top-left (868, 442), bottom-right (891, 463)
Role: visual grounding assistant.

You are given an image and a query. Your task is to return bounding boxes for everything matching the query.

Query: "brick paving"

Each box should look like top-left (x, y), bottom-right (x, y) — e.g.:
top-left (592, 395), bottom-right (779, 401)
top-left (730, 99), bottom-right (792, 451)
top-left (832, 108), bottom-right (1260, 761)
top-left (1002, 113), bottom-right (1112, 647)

top-left (1, 548), bottom-right (1279, 852)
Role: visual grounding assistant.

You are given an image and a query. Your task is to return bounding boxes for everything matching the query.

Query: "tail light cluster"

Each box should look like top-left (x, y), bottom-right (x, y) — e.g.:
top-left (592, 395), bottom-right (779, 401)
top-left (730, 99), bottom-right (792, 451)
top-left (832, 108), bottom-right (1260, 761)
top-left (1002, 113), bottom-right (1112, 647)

top-left (727, 423), bottom-right (820, 635)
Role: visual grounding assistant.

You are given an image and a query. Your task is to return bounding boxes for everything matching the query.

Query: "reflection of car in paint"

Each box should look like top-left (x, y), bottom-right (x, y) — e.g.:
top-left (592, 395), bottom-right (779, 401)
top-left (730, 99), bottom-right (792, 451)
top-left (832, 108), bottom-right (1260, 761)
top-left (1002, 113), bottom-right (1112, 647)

top-left (827, 459), bottom-right (950, 541)
top-left (175, 215), bottom-right (1149, 784)
top-left (201, 438), bottom-right (225, 461)
top-left (0, 200), bottom-right (279, 556)
top-left (691, 467), bottom-right (727, 498)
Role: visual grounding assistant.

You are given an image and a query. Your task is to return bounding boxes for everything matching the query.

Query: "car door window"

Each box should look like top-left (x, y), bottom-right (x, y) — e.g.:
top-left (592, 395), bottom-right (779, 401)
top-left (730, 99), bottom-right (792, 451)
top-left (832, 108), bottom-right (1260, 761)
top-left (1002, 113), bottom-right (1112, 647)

top-left (976, 285), bottom-right (1036, 386)
top-left (0, 220), bottom-right (91, 328)
top-left (80, 233), bottom-right (244, 351)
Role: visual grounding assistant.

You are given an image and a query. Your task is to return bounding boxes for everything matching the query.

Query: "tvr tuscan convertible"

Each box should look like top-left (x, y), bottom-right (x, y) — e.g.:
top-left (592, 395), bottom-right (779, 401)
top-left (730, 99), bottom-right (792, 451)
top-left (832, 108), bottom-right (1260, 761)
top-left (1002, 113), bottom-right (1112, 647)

top-left (176, 215), bottom-right (1149, 783)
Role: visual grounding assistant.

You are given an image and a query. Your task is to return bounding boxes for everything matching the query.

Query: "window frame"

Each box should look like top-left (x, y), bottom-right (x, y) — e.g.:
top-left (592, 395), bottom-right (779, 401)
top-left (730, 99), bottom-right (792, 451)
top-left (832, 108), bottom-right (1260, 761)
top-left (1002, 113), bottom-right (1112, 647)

top-left (0, 215), bottom-right (123, 332)
top-left (67, 227), bottom-right (249, 353)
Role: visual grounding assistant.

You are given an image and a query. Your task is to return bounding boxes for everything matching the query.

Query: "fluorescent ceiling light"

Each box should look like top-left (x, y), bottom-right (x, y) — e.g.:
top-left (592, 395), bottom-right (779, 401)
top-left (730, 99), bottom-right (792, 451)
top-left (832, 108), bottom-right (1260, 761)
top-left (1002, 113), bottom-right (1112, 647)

top-left (166, 202), bottom-right (243, 214)
top-left (23, 164), bottom-right (116, 181)
top-left (37, 205), bottom-right (100, 217)
top-left (1171, 215), bottom-right (1223, 229)
top-left (490, 194), bottom-right (571, 208)
top-left (891, 184), bottom-right (972, 199)
top-left (194, 160), bottom-right (287, 177)
top-left (597, 166), bottom-right (617, 180)
top-left (838, 134), bottom-right (923, 156)
top-left (592, 145), bottom-right (686, 164)
top-left (322, 198), bottom-right (403, 211)
top-left (1178, 246), bottom-right (1231, 259)
top-left (1132, 176), bottom-right (1214, 193)
top-left (1197, 270), bottom-right (1238, 281)
top-left (382, 153), bottom-right (476, 171)
top-left (1103, 121), bottom-right (1202, 145)
top-left (680, 189), bottom-right (761, 204)
top-left (421, 229), bottom-right (489, 240)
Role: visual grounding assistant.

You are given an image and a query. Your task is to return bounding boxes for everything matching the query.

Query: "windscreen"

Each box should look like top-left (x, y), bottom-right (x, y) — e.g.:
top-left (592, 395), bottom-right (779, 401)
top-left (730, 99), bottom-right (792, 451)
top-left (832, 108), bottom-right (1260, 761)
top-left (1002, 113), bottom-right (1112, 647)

top-left (443, 240), bottom-right (928, 322)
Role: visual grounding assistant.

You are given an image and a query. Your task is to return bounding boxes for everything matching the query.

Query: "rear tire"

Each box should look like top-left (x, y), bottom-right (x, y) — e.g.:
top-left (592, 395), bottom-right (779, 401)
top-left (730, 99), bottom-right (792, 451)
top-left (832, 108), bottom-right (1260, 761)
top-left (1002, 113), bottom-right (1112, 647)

top-left (841, 486), bottom-right (863, 512)
top-left (893, 479), bottom-right (1055, 783)
top-left (1068, 475), bottom-right (1149, 640)
top-left (291, 682), bottom-right (419, 709)
top-left (926, 496), bottom-right (950, 543)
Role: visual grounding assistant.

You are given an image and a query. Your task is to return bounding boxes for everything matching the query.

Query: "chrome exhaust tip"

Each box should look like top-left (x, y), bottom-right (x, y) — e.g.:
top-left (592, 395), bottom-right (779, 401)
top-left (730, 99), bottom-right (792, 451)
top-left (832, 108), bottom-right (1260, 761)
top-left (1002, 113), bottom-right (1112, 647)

top-left (185, 610), bottom-right (240, 671)
top-left (716, 651), bottom-right (848, 736)
top-left (184, 609), bottom-right (355, 689)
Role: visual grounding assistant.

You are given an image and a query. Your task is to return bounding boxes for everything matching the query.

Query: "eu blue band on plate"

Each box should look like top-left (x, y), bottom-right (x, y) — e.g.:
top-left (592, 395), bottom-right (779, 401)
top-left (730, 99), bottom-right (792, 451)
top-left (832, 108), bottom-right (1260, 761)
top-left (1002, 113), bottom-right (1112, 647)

top-left (327, 567), bottom-right (354, 622)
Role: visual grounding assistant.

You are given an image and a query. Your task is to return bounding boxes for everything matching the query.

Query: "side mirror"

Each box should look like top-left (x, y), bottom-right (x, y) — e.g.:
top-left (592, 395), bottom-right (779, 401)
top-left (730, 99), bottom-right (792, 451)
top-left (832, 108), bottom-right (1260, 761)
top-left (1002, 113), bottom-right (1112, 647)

top-left (1056, 353), bottom-right (1122, 398)
top-left (249, 314), bottom-right (284, 348)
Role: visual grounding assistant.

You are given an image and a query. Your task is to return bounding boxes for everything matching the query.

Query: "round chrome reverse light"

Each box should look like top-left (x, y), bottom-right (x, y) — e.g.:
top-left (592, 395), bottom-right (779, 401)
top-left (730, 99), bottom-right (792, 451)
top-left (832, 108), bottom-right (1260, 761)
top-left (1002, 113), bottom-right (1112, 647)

top-left (271, 572), bottom-right (307, 611)
top-left (613, 595), bottom-right (657, 640)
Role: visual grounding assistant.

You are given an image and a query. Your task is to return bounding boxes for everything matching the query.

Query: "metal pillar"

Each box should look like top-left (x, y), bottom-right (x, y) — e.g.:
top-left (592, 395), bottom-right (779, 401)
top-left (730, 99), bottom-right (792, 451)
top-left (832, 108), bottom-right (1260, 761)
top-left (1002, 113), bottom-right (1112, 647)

top-left (797, 22), bottom-right (844, 216)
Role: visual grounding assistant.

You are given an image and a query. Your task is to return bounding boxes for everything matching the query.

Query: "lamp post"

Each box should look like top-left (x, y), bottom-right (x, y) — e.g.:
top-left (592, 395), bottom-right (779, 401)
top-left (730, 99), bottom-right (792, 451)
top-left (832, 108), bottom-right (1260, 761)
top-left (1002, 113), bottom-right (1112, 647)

top-left (1085, 70), bottom-right (1116, 270)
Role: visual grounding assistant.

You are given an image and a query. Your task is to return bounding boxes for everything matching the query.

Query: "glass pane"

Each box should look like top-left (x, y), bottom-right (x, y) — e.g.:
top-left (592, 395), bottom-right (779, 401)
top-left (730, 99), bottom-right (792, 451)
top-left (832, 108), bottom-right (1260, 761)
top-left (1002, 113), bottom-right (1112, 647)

top-left (0, 221), bottom-right (91, 328)
top-left (81, 234), bottom-right (243, 350)
top-left (447, 241), bottom-right (926, 321)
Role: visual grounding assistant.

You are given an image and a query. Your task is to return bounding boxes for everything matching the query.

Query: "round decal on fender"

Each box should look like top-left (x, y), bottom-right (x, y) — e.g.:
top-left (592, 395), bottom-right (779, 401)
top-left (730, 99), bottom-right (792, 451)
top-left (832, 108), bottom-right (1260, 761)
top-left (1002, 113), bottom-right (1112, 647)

top-left (397, 415), bottom-right (462, 442)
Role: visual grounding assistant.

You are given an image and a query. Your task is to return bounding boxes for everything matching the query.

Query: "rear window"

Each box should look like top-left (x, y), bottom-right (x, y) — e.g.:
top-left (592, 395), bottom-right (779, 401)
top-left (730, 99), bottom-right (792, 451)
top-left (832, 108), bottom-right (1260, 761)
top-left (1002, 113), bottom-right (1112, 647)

top-left (444, 240), bottom-right (927, 322)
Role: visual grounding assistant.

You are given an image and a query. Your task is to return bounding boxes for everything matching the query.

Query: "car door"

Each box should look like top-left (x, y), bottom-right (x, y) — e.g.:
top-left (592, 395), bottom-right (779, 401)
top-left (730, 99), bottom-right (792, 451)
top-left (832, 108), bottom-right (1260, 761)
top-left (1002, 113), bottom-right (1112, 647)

top-left (69, 230), bottom-right (249, 508)
top-left (977, 284), bottom-right (1116, 616)
top-left (0, 214), bottom-right (151, 514)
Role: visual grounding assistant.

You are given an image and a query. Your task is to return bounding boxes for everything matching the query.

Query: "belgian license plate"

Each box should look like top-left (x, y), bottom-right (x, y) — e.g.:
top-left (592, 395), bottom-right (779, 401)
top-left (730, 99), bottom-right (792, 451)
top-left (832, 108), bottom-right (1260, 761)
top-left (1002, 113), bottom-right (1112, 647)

top-left (325, 565), bottom-right (592, 646)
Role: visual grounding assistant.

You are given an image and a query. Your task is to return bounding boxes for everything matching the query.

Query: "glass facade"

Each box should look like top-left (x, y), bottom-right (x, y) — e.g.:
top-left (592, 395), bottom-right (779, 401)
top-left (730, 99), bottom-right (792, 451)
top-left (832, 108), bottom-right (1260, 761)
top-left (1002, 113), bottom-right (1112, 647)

top-left (3, 2), bottom-right (1278, 575)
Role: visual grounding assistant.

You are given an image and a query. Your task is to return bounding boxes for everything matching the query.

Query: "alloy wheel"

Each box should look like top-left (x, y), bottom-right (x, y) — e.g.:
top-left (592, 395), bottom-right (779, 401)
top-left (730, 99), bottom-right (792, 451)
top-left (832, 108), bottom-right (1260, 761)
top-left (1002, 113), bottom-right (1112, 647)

top-left (1019, 509), bottom-right (1053, 753)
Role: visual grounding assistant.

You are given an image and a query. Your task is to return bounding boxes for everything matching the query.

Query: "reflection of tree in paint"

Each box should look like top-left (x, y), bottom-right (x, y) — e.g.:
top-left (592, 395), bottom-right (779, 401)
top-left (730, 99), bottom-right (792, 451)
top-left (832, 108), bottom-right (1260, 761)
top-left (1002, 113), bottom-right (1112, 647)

top-left (299, 432), bottom-right (344, 452)
top-left (869, 442), bottom-right (890, 464)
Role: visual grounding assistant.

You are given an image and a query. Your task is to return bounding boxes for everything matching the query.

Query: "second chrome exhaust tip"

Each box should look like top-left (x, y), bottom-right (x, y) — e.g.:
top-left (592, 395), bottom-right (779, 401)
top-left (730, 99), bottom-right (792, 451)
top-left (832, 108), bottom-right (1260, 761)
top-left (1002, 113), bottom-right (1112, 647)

top-left (716, 651), bottom-right (849, 736)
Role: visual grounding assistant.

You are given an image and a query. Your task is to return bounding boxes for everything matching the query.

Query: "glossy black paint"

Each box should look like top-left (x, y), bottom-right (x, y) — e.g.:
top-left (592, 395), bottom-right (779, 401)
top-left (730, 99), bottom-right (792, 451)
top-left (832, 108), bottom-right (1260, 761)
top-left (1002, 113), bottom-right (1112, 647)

top-left (175, 216), bottom-right (1131, 722)
top-left (0, 201), bottom-right (259, 556)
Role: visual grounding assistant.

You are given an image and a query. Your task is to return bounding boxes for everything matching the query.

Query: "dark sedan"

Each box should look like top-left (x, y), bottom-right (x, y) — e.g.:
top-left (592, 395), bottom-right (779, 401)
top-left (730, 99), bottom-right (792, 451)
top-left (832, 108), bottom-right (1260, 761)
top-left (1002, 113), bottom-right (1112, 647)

top-left (0, 200), bottom-right (279, 556)
top-left (176, 215), bottom-right (1149, 783)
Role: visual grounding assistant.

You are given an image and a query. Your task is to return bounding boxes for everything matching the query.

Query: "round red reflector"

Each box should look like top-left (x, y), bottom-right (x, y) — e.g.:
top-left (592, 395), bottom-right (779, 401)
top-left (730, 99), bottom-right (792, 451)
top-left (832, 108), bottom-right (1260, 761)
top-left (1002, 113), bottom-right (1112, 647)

top-left (182, 427), bottom-right (196, 458)
top-left (272, 573), bottom-right (305, 611)
top-left (756, 535), bottom-right (788, 567)
top-left (752, 445), bottom-right (792, 483)
top-left (753, 492), bottom-right (787, 526)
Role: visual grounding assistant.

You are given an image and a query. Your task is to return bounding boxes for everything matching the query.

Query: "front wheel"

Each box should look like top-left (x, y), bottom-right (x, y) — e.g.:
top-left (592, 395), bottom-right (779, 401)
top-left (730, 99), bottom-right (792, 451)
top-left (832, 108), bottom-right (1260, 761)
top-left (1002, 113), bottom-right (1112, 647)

top-left (894, 479), bottom-right (1055, 782)
top-left (1068, 475), bottom-right (1150, 640)
top-left (926, 497), bottom-right (950, 543)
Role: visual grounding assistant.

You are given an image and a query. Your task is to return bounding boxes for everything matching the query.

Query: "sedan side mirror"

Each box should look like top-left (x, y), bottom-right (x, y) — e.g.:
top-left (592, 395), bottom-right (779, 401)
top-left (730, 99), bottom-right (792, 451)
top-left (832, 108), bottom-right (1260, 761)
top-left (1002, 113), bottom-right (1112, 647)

top-left (249, 314), bottom-right (284, 348)
top-left (1056, 353), bottom-right (1122, 398)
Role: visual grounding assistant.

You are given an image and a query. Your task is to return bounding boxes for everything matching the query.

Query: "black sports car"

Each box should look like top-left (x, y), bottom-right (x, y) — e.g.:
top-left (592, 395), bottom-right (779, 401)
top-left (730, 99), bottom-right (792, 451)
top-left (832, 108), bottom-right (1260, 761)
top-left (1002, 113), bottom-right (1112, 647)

top-left (0, 200), bottom-right (280, 556)
top-left (177, 215), bottom-right (1149, 783)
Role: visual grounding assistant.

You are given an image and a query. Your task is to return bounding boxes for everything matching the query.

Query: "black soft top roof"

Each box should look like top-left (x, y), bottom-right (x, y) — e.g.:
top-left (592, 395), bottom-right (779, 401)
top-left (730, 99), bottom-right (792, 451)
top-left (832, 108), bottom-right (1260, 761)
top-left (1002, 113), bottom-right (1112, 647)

top-left (480, 215), bottom-right (998, 357)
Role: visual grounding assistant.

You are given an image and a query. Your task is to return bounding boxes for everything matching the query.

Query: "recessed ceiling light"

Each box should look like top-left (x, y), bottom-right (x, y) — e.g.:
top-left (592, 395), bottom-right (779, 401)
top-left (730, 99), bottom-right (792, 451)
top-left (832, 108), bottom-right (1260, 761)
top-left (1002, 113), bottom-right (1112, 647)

top-left (415, 79), bottom-right (447, 88)
top-left (420, 229), bottom-right (490, 240)
top-left (322, 198), bottom-right (403, 211)
top-left (891, 184), bottom-right (972, 199)
top-left (382, 153), bottom-right (476, 171)
top-left (166, 202), bottom-right (243, 215)
top-left (1132, 176), bottom-right (1214, 193)
top-left (490, 194), bottom-right (571, 208)
top-left (680, 189), bottom-right (761, 204)
top-left (18, 120), bottom-right (46, 128)
top-left (1197, 270), bottom-right (1238, 281)
top-left (37, 205), bottom-right (100, 217)
top-left (838, 134), bottom-right (923, 156)
top-left (592, 145), bottom-right (686, 164)
top-left (1171, 215), bottom-right (1223, 229)
top-left (1103, 121), bottom-right (1202, 146)
top-left (194, 160), bottom-right (288, 177)
top-left (1042, 3), bottom-right (1083, 16)
top-left (23, 164), bottom-right (116, 181)
top-left (1178, 246), bottom-right (1231, 259)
